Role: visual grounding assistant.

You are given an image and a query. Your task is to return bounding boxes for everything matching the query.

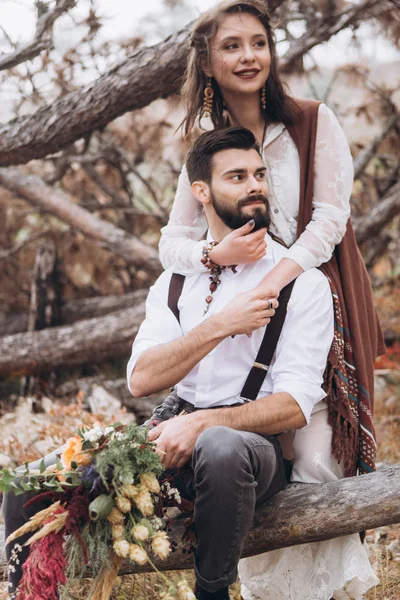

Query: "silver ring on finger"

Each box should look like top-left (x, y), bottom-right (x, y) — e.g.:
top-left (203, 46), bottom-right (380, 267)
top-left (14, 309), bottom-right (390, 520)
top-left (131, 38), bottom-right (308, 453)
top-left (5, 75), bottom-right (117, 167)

top-left (268, 300), bottom-right (274, 310)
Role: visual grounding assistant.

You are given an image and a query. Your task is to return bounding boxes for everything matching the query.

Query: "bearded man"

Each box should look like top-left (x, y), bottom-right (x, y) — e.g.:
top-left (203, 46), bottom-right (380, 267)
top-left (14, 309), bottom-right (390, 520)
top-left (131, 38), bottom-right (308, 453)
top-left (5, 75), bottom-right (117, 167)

top-left (127, 127), bottom-right (339, 600)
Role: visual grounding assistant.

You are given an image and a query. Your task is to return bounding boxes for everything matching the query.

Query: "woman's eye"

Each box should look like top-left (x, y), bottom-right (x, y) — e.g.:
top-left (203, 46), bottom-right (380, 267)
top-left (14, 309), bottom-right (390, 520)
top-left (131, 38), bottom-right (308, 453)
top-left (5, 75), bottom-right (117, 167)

top-left (255, 40), bottom-right (267, 47)
top-left (225, 43), bottom-right (238, 50)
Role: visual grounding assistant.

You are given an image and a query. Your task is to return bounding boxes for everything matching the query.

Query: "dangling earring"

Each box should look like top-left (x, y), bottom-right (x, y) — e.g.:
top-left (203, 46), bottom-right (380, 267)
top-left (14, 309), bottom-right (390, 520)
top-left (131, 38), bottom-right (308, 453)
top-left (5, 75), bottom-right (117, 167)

top-left (261, 86), bottom-right (267, 110)
top-left (203, 77), bottom-right (214, 118)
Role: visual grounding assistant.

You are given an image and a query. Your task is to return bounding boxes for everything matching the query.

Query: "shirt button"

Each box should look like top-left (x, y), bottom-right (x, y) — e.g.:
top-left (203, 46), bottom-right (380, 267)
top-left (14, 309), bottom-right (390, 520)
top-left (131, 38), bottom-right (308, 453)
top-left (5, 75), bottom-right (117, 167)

top-left (274, 208), bottom-right (279, 214)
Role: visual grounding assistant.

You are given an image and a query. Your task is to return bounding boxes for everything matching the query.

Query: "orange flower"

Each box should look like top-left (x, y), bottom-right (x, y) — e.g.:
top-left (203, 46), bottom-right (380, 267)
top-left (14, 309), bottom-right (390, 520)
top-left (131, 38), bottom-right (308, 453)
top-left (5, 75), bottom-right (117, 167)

top-left (60, 436), bottom-right (92, 471)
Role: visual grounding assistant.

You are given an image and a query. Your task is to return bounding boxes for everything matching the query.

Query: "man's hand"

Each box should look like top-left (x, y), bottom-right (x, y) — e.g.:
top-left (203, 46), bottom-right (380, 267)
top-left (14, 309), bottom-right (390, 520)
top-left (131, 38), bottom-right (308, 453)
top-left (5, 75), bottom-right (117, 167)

top-left (216, 288), bottom-right (279, 337)
top-left (147, 412), bottom-right (207, 470)
top-left (209, 221), bottom-right (267, 266)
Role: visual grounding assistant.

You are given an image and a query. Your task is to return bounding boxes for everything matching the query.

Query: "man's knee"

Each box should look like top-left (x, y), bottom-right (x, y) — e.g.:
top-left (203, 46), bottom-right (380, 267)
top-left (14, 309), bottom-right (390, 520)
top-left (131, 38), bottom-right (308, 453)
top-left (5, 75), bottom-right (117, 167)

top-left (193, 426), bottom-right (248, 473)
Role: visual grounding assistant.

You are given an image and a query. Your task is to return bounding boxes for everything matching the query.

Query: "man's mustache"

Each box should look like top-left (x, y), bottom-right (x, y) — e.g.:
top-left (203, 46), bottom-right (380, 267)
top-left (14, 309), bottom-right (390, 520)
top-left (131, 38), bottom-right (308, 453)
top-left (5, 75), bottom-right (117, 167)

top-left (237, 194), bottom-right (268, 209)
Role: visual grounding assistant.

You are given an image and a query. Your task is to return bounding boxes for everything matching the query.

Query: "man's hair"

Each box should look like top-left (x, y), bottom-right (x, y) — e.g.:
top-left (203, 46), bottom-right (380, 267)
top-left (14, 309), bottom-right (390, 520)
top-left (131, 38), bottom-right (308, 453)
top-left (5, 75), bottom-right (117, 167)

top-left (186, 127), bottom-right (260, 184)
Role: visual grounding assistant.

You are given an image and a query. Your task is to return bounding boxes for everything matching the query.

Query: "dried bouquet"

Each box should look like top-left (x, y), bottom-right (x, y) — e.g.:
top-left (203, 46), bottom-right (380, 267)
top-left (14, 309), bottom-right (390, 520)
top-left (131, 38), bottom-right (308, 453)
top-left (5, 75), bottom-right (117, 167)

top-left (0, 422), bottom-right (195, 600)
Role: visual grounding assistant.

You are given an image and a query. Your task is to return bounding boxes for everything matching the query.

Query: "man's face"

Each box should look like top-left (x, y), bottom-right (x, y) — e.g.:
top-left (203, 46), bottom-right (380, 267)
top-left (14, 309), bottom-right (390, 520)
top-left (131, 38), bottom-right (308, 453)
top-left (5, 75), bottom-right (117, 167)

top-left (209, 148), bottom-right (270, 231)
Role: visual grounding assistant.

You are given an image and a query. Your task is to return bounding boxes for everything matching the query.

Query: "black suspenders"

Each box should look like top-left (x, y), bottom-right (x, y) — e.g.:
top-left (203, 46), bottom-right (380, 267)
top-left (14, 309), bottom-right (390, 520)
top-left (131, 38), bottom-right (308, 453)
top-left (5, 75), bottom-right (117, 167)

top-left (167, 273), bottom-right (295, 400)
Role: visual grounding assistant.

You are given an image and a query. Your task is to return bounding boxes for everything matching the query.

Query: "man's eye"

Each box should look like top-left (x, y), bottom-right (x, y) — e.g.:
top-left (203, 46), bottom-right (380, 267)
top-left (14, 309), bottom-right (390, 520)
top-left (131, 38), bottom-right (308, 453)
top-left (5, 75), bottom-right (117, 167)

top-left (232, 175), bottom-right (243, 181)
top-left (256, 172), bottom-right (266, 179)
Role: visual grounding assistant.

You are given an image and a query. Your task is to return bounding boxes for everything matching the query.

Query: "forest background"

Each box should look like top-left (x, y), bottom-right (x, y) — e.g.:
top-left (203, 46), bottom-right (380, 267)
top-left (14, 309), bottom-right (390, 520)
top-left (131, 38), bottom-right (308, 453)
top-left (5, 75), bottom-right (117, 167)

top-left (0, 0), bottom-right (399, 598)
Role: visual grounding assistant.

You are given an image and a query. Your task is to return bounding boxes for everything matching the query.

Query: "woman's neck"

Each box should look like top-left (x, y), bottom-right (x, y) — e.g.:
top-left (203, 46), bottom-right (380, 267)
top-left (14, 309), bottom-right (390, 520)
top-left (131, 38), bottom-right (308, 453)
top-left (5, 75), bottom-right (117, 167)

top-left (223, 91), bottom-right (266, 145)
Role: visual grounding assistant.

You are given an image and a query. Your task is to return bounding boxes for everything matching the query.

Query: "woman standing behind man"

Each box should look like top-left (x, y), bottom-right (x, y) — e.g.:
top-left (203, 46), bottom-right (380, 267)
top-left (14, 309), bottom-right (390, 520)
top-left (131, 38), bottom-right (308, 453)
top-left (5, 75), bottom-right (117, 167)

top-left (158, 1), bottom-right (384, 598)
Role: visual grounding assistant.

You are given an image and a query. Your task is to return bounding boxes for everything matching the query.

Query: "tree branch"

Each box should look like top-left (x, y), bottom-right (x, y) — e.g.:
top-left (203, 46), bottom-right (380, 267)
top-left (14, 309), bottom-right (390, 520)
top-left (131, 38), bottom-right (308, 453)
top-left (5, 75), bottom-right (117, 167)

top-left (353, 180), bottom-right (400, 245)
top-left (0, 0), bottom-right (76, 72)
top-left (353, 114), bottom-right (399, 179)
top-left (2, 0), bottom-right (391, 166)
top-left (281, 0), bottom-right (389, 73)
top-left (0, 168), bottom-right (161, 274)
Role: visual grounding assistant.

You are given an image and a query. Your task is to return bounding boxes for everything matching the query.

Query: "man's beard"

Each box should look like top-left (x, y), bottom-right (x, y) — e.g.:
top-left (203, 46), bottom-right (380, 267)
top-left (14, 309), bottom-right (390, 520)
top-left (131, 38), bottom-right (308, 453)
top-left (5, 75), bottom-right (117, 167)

top-left (210, 191), bottom-right (271, 231)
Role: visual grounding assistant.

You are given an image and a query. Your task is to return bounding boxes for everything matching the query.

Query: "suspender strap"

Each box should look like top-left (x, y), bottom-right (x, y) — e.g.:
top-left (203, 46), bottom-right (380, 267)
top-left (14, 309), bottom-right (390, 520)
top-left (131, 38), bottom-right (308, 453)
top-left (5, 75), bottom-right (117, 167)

top-left (168, 273), bottom-right (185, 323)
top-left (240, 280), bottom-right (295, 401)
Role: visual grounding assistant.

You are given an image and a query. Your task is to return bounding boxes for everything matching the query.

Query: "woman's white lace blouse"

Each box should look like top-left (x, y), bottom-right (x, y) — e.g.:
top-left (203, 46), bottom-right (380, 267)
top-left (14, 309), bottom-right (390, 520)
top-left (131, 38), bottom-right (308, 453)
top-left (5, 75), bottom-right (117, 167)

top-left (158, 103), bottom-right (353, 274)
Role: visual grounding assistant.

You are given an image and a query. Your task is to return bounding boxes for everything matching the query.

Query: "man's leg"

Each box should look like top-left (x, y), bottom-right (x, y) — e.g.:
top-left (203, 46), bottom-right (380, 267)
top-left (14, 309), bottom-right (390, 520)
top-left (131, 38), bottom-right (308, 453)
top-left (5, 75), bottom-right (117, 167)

top-left (192, 426), bottom-right (286, 598)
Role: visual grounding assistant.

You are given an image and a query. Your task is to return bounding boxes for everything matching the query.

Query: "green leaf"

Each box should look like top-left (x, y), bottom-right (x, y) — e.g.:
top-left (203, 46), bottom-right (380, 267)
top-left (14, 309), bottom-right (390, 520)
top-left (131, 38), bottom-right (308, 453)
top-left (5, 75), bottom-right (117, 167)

top-left (82, 441), bottom-right (94, 451)
top-left (39, 459), bottom-right (46, 474)
top-left (56, 457), bottom-right (64, 471)
top-left (71, 461), bottom-right (78, 470)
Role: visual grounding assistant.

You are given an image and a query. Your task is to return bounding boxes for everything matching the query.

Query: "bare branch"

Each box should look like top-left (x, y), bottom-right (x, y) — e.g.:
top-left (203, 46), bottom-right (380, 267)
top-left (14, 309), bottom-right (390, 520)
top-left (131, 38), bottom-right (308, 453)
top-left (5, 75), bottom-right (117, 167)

top-left (353, 114), bottom-right (399, 179)
top-left (353, 180), bottom-right (400, 244)
top-left (281, 0), bottom-right (391, 73)
top-left (0, 230), bottom-right (52, 261)
top-left (0, 167), bottom-right (162, 274)
top-left (0, 0), bottom-right (76, 72)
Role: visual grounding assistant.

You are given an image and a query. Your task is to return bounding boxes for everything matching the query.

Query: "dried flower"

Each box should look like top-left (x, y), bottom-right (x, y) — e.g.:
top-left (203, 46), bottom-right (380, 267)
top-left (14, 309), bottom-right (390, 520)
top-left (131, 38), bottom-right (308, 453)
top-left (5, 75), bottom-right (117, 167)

top-left (107, 507), bottom-right (125, 525)
top-left (178, 580), bottom-right (196, 600)
top-left (132, 524), bottom-right (149, 542)
top-left (136, 489), bottom-right (154, 517)
top-left (121, 484), bottom-right (140, 500)
top-left (113, 539), bottom-right (130, 558)
top-left (111, 524), bottom-right (125, 540)
top-left (83, 426), bottom-right (103, 443)
top-left (129, 543), bottom-right (148, 565)
top-left (140, 472), bottom-right (161, 494)
top-left (116, 496), bottom-right (131, 514)
top-left (152, 531), bottom-right (171, 560)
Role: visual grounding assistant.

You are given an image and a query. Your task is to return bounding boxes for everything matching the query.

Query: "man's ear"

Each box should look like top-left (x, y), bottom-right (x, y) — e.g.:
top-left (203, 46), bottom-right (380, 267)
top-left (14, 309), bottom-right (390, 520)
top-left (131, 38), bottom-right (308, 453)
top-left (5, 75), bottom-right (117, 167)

top-left (192, 181), bottom-right (211, 206)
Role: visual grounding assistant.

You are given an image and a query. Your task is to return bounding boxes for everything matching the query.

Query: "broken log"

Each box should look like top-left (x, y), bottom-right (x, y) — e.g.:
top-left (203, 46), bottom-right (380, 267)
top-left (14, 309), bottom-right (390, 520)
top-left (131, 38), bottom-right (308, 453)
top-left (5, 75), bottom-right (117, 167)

top-left (0, 304), bottom-right (145, 378)
top-left (0, 289), bottom-right (148, 336)
top-left (0, 465), bottom-right (399, 577)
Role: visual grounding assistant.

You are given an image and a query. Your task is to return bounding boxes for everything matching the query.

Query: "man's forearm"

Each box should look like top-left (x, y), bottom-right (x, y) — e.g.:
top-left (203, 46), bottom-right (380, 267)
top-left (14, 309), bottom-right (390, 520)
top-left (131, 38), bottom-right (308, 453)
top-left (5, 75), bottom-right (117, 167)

top-left (130, 315), bottom-right (227, 397)
top-left (200, 392), bottom-right (307, 435)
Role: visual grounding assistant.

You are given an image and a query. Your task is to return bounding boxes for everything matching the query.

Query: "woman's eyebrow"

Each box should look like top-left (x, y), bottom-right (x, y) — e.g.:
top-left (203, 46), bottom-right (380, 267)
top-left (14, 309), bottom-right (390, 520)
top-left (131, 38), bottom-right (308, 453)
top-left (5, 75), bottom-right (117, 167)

top-left (219, 33), bottom-right (267, 44)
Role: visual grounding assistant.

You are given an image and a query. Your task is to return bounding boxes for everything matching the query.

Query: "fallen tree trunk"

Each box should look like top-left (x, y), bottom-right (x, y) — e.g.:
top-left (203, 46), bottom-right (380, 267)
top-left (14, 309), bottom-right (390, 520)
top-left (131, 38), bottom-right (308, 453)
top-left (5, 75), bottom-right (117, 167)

top-left (0, 304), bottom-right (146, 378)
top-left (0, 465), bottom-right (399, 576)
top-left (0, 290), bottom-right (148, 336)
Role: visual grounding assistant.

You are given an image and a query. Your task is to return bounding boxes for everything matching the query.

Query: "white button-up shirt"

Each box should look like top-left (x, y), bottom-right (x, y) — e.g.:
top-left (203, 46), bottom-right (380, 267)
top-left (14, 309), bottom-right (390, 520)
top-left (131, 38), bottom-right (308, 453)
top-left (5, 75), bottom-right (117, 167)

top-left (127, 234), bottom-right (334, 424)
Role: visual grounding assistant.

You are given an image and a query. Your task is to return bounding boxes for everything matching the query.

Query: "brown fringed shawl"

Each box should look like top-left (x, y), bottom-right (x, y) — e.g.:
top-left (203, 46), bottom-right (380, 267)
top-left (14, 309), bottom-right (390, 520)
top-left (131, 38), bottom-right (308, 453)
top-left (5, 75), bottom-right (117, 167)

top-left (287, 99), bottom-right (385, 477)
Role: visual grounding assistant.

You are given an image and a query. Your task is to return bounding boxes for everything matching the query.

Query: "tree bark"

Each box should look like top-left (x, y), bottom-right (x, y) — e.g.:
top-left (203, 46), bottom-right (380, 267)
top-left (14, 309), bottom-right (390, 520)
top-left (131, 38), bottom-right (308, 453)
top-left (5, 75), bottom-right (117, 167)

top-left (0, 304), bottom-right (146, 378)
top-left (0, 465), bottom-right (398, 576)
top-left (0, 168), bottom-right (161, 274)
top-left (0, 0), bottom-right (389, 166)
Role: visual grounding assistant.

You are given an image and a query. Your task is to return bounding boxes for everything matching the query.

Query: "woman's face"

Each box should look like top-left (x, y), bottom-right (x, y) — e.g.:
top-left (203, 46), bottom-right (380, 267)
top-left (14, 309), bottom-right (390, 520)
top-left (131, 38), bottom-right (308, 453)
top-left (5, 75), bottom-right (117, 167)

top-left (204, 12), bottom-right (271, 97)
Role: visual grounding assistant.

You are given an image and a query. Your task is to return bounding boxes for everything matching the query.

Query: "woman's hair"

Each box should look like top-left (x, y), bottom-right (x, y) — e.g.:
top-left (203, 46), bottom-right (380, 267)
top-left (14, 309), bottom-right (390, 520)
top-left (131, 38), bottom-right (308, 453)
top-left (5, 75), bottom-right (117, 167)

top-left (180, 0), bottom-right (300, 138)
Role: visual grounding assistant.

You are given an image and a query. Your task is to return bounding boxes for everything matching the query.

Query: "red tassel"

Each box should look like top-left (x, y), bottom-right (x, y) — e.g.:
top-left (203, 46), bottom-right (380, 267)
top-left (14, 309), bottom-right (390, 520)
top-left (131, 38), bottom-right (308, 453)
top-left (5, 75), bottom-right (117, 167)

top-left (17, 531), bottom-right (66, 600)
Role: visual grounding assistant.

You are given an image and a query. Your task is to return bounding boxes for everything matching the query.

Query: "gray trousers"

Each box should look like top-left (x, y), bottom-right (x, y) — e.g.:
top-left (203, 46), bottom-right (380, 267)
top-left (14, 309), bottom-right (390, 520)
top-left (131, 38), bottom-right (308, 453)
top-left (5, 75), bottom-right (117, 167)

top-left (3, 395), bottom-right (286, 595)
top-left (147, 394), bottom-right (287, 592)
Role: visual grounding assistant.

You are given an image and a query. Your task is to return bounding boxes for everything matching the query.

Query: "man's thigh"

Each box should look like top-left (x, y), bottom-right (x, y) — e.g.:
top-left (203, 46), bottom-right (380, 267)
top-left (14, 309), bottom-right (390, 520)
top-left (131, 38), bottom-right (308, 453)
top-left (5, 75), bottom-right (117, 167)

top-left (194, 426), bottom-right (286, 506)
